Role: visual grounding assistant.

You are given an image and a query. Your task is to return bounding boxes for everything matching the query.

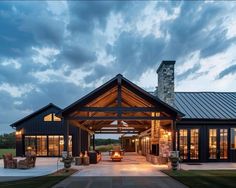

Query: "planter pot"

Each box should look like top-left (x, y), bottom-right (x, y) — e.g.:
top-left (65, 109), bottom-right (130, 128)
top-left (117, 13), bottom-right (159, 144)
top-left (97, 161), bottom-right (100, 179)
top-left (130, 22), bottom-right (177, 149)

top-left (169, 157), bottom-right (179, 170)
top-left (171, 161), bottom-right (178, 170)
top-left (64, 159), bottom-right (72, 169)
top-left (75, 157), bottom-right (82, 166)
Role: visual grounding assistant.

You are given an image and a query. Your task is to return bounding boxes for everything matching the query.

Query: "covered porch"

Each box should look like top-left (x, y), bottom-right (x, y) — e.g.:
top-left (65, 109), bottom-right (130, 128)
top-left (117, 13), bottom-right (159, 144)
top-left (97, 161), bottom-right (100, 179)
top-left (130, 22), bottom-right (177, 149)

top-left (58, 74), bottom-right (183, 162)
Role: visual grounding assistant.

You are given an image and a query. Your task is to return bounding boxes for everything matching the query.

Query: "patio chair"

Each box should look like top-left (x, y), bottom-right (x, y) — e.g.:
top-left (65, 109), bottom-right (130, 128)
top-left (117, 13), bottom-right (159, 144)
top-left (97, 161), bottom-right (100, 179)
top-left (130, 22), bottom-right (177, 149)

top-left (3, 153), bottom-right (17, 169)
top-left (17, 153), bottom-right (36, 169)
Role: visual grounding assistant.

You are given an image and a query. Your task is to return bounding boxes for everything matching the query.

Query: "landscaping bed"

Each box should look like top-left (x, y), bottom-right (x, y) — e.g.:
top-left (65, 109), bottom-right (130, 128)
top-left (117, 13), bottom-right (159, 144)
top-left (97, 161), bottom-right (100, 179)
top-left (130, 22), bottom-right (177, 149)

top-left (0, 168), bottom-right (77, 188)
top-left (162, 170), bottom-right (236, 188)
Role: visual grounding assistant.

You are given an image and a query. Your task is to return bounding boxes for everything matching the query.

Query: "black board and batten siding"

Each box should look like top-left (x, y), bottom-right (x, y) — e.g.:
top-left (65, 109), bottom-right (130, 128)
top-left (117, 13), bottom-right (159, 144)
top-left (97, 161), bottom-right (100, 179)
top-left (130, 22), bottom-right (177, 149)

top-left (13, 104), bottom-right (89, 157)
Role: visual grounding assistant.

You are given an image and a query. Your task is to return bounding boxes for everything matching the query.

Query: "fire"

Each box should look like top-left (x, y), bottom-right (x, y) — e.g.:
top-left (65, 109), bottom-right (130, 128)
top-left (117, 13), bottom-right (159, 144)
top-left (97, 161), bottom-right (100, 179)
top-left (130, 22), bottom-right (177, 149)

top-left (113, 152), bottom-right (121, 158)
top-left (111, 150), bottom-right (123, 161)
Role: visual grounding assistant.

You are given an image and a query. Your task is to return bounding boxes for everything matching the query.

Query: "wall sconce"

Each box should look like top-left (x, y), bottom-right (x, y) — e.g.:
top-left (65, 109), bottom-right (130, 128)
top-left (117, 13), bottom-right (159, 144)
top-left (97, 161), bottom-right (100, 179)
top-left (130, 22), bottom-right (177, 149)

top-left (132, 139), bottom-right (135, 143)
top-left (135, 139), bottom-right (138, 142)
top-left (15, 130), bottom-right (22, 135)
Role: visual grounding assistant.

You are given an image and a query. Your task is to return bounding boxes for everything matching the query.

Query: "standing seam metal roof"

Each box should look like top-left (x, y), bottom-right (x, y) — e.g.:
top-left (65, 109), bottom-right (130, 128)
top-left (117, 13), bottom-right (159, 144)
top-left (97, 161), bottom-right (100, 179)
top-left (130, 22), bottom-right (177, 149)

top-left (174, 92), bottom-right (236, 119)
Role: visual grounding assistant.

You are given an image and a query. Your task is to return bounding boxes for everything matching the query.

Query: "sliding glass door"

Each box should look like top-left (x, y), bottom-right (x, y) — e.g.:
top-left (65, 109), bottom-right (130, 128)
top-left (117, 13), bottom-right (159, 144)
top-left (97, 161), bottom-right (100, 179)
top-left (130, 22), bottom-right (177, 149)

top-left (24, 135), bottom-right (72, 156)
top-left (178, 128), bottom-right (200, 161)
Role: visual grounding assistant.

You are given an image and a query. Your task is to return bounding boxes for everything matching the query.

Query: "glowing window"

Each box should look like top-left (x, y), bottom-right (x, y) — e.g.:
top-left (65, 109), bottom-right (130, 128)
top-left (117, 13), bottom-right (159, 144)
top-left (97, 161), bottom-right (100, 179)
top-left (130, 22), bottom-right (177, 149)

top-left (53, 113), bottom-right (61, 121)
top-left (44, 114), bottom-right (53, 121)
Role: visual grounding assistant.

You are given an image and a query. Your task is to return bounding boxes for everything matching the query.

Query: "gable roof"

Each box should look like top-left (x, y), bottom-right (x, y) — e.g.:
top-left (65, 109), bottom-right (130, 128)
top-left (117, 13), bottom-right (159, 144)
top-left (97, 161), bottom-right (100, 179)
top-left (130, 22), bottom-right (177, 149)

top-left (10, 103), bottom-right (61, 127)
top-left (60, 74), bottom-right (184, 118)
top-left (174, 92), bottom-right (236, 119)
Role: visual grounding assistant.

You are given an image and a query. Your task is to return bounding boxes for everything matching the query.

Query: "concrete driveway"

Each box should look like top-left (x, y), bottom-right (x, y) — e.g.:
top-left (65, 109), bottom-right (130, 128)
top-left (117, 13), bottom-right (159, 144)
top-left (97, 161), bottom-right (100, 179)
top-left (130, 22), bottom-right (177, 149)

top-left (54, 153), bottom-right (187, 188)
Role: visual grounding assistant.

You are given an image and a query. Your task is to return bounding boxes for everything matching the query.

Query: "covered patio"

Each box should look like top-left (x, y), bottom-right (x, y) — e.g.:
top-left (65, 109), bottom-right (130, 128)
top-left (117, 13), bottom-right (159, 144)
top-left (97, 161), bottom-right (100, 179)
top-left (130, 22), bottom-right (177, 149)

top-left (58, 74), bottom-right (183, 161)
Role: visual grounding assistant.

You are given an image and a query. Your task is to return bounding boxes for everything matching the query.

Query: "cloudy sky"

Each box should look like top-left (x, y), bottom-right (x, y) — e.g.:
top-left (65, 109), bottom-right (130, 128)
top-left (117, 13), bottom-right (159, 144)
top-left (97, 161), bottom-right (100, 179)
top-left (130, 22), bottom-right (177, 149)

top-left (1, 1), bottom-right (236, 134)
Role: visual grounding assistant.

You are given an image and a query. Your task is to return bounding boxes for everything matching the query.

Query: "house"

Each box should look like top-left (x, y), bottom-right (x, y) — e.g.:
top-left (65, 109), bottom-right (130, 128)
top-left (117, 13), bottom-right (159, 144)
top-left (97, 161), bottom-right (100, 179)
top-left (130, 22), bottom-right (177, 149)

top-left (10, 61), bottom-right (236, 162)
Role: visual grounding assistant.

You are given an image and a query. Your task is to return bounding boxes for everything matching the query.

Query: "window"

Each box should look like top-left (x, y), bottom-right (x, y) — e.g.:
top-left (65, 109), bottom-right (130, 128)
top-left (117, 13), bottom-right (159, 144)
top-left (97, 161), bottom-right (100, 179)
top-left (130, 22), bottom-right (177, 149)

top-left (209, 129), bottom-right (217, 159)
top-left (25, 136), bottom-right (36, 152)
top-left (43, 113), bottom-right (61, 122)
top-left (44, 114), bottom-right (53, 121)
top-left (36, 136), bottom-right (47, 156)
top-left (53, 113), bottom-right (61, 121)
top-left (231, 128), bottom-right (236, 149)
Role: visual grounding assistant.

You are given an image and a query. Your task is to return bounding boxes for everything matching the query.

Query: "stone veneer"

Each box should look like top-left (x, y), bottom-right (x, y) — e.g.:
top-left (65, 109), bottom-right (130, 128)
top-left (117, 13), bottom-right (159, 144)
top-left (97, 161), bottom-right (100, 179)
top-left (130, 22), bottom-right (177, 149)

top-left (156, 61), bottom-right (175, 106)
top-left (155, 61), bottom-right (175, 159)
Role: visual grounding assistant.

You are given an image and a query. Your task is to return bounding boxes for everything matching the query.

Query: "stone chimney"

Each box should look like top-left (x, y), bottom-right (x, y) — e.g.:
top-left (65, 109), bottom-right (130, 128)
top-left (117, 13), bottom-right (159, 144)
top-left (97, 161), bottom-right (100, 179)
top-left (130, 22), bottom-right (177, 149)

top-left (156, 60), bottom-right (175, 106)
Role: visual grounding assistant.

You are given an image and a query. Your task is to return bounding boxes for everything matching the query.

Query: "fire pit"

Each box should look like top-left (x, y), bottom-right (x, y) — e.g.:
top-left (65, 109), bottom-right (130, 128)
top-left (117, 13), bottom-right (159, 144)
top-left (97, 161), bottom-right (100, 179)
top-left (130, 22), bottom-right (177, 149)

top-left (111, 150), bottom-right (123, 162)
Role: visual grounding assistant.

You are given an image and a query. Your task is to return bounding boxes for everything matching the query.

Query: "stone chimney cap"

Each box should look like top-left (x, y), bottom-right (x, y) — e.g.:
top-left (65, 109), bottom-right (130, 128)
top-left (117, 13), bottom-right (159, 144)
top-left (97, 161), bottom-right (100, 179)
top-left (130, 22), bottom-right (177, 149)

top-left (156, 60), bottom-right (175, 73)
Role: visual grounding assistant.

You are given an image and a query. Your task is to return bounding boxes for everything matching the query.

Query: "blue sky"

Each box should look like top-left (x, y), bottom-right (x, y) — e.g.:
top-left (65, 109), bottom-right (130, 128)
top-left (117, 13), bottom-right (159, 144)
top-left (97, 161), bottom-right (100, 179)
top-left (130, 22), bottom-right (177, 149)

top-left (1, 1), bottom-right (236, 135)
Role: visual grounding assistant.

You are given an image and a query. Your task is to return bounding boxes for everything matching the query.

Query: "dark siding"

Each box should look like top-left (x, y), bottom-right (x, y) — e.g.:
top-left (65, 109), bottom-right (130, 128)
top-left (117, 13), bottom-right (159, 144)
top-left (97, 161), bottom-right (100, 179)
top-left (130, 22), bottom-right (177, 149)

top-left (14, 105), bottom-right (89, 156)
top-left (177, 120), bottom-right (236, 162)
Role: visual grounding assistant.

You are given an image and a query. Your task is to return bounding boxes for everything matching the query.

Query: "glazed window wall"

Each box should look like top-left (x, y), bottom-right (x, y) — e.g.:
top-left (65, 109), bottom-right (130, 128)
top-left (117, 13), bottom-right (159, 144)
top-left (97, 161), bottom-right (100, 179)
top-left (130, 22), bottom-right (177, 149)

top-left (24, 135), bottom-right (72, 156)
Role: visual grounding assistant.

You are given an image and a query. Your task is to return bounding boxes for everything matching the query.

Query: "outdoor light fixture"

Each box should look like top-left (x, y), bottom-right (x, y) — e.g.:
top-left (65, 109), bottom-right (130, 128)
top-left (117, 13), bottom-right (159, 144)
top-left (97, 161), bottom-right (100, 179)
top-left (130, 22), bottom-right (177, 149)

top-left (15, 130), bottom-right (22, 135)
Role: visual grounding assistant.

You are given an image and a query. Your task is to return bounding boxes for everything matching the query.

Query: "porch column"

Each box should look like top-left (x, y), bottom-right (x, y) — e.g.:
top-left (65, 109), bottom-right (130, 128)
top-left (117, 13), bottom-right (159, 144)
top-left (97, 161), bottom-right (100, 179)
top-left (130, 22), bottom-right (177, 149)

top-left (63, 118), bottom-right (69, 156)
top-left (92, 134), bottom-right (95, 150)
top-left (171, 120), bottom-right (176, 151)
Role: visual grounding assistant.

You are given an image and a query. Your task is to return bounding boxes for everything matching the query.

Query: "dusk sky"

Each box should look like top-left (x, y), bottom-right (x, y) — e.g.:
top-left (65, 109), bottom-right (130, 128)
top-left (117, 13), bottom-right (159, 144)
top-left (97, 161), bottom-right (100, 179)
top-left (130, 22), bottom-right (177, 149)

top-left (1, 1), bottom-right (236, 135)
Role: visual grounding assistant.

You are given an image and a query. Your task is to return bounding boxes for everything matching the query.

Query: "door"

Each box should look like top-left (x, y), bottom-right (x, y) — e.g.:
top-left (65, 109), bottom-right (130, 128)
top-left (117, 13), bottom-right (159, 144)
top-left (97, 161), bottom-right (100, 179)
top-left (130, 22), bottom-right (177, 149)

top-left (178, 128), bottom-right (200, 161)
top-left (208, 128), bottom-right (228, 161)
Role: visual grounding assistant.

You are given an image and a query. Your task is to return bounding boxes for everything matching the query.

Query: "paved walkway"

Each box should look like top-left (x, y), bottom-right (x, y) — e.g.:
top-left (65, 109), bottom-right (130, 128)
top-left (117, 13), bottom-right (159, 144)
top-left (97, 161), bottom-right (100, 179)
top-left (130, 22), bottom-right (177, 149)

top-left (0, 157), bottom-right (63, 182)
top-left (180, 162), bottom-right (236, 170)
top-left (54, 153), bottom-right (187, 188)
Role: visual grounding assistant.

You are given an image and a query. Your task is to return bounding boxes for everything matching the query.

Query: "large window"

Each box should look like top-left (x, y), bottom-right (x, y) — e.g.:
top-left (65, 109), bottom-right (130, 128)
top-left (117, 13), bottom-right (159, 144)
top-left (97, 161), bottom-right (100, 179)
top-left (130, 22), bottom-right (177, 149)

top-left (24, 135), bottom-right (72, 156)
top-left (190, 129), bottom-right (199, 160)
top-left (36, 135), bottom-right (47, 156)
top-left (179, 129), bottom-right (188, 160)
top-left (220, 129), bottom-right (228, 159)
top-left (231, 128), bottom-right (236, 149)
top-left (25, 136), bottom-right (36, 151)
top-left (209, 129), bottom-right (217, 159)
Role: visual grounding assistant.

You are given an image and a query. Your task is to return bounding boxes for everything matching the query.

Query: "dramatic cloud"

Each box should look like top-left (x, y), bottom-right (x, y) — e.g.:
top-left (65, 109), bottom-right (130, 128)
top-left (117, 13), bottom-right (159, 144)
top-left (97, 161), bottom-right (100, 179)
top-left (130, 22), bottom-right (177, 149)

top-left (0, 1), bottom-right (236, 134)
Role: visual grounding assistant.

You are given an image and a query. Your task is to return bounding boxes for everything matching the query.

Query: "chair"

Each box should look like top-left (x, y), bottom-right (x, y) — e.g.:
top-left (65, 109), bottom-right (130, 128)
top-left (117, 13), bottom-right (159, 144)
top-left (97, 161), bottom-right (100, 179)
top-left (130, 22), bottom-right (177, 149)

top-left (17, 152), bottom-right (36, 169)
top-left (3, 153), bottom-right (17, 169)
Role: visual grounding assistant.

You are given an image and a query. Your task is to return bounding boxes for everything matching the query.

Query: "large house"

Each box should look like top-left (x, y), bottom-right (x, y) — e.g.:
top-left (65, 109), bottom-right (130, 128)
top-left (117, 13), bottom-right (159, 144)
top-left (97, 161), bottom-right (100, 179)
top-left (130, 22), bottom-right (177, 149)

top-left (10, 61), bottom-right (236, 162)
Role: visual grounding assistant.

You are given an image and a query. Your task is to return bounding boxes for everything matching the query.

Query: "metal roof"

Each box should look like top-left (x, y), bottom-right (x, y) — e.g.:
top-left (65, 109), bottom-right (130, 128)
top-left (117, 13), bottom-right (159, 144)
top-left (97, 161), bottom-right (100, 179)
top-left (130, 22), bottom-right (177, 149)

top-left (174, 92), bottom-right (236, 119)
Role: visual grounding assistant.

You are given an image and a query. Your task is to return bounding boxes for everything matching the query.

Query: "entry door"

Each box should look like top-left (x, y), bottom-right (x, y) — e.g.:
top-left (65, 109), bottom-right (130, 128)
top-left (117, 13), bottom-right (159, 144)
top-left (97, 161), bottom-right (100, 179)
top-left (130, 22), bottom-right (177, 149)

top-left (208, 128), bottom-right (228, 161)
top-left (178, 128), bottom-right (200, 161)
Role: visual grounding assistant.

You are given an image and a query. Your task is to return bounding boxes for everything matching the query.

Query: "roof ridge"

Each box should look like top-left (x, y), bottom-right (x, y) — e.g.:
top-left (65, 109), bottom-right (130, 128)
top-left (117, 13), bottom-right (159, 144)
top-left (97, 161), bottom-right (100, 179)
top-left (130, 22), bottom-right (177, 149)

top-left (10, 103), bottom-right (61, 127)
top-left (175, 91), bottom-right (236, 94)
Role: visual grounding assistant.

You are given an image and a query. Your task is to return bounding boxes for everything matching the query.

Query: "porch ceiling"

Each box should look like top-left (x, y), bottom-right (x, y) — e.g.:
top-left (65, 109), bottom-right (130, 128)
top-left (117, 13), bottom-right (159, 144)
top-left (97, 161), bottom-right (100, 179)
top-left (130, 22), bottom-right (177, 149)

top-left (60, 74), bottom-right (183, 134)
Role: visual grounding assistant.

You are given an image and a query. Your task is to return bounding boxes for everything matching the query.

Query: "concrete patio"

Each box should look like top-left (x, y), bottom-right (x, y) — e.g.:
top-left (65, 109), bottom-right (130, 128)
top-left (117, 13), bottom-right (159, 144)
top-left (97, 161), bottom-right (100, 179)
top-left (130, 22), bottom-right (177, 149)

top-left (53, 153), bottom-right (187, 188)
top-left (0, 157), bottom-right (64, 182)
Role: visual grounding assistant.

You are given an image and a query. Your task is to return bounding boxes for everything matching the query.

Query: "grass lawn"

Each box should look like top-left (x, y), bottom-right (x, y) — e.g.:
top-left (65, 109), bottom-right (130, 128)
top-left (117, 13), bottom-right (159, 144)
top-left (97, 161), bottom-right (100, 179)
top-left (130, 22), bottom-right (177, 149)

top-left (0, 149), bottom-right (16, 158)
top-left (0, 168), bottom-right (77, 188)
top-left (162, 170), bottom-right (236, 188)
top-left (94, 144), bottom-right (115, 152)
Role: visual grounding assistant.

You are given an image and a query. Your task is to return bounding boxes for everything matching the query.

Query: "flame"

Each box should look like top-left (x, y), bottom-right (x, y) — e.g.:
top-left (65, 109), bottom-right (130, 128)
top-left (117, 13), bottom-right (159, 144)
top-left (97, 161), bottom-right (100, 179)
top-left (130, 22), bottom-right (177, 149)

top-left (113, 151), bottom-right (121, 158)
